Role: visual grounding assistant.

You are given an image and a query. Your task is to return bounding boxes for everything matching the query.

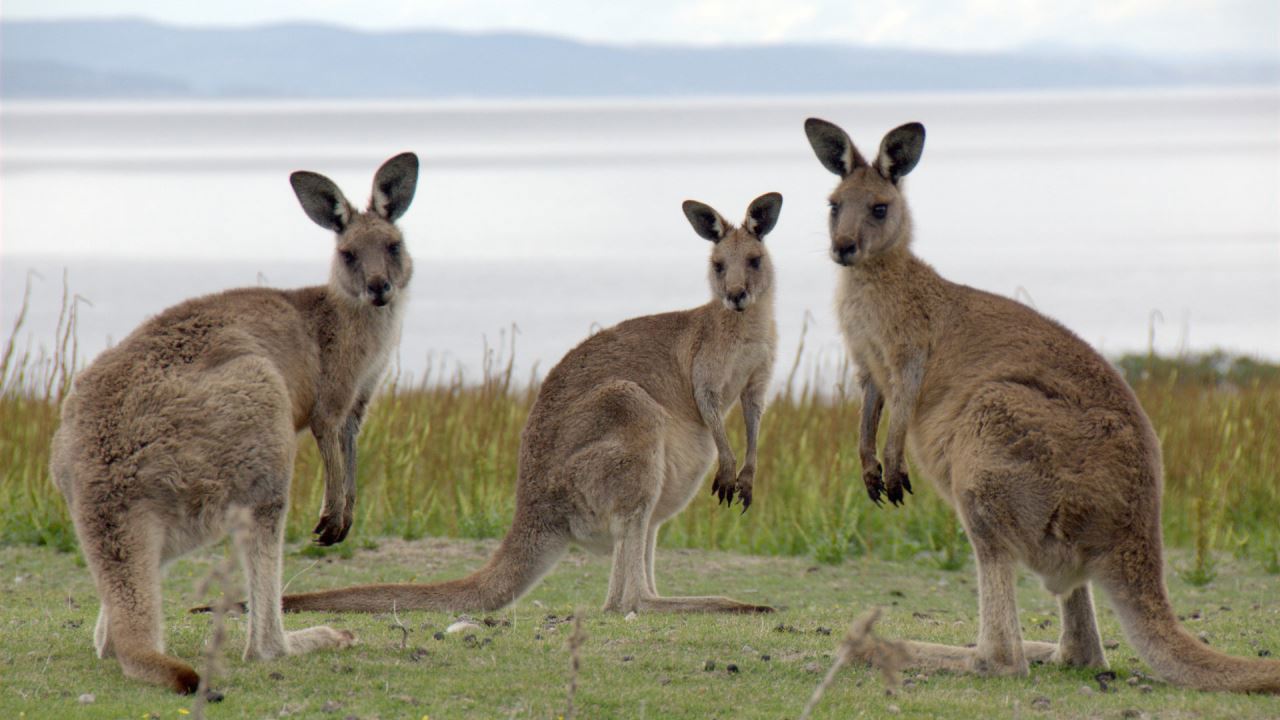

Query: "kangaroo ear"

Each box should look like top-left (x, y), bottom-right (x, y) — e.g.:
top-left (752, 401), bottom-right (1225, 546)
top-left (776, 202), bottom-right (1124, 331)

top-left (805, 118), bottom-right (865, 178)
top-left (291, 171), bottom-right (354, 233)
top-left (875, 123), bottom-right (926, 183)
top-left (369, 152), bottom-right (419, 222)
top-left (744, 192), bottom-right (782, 239)
top-left (683, 200), bottom-right (730, 243)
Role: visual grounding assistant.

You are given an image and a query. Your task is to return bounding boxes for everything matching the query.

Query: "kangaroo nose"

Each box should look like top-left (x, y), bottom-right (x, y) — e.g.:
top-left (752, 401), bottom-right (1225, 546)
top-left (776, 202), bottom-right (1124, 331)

top-left (367, 279), bottom-right (392, 305)
top-left (729, 290), bottom-right (748, 310)
top-left (834, 242), bottom-right (857, 265)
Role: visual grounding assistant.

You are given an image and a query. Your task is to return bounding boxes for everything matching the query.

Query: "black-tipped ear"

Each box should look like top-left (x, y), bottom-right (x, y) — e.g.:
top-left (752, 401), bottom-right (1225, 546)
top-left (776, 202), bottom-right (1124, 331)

top-left (804, 118), bottom-right (865, 178)
top-left (682, 200), bottom-right (729, 242)
top-left (744, 192), bottom-right (782, 239)
top-left (369, 152), bottom-right (419, 222)
top-left (875, 123), bottom-right (926, 183)
top-left (291, 171), bottom-right (353, 233)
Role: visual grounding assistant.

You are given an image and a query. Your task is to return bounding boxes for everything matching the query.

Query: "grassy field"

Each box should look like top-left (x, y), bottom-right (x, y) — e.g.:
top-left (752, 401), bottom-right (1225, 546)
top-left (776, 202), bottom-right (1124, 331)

top-left (4, 294), bottom-right (1279, 578)
top-left (2, 538), bottom-right (1279, 719)
top-left (2, 287), bottom-right (1279, 716)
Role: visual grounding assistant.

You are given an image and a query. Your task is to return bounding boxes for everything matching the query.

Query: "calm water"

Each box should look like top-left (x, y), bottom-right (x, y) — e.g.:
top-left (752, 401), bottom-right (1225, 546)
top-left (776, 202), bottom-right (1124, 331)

top-left (2, 89), bottom-right (1278, 386)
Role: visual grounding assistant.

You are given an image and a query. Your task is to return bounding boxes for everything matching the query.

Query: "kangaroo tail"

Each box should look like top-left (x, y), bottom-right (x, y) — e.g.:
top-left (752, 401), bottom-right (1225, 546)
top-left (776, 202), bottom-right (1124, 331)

top-left (1099, 535), bottom-right (1280, 694)
top-left (278, 510), bottom-right (568, 614)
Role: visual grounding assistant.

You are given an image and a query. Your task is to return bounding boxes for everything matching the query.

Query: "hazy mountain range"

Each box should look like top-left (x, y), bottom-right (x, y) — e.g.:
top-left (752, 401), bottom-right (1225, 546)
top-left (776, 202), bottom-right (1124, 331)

top-left (3, 18), bottom-right (1277, 99)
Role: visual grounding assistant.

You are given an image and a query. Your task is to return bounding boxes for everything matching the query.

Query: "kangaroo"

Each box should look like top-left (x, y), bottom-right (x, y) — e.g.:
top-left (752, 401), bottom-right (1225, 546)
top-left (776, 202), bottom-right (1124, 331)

top-left (267, 193), bottom-right (783, 615)
top-left (49, 152), bottom-right (420, 693)
top-left (803, 117), bottom-right (1280, 693)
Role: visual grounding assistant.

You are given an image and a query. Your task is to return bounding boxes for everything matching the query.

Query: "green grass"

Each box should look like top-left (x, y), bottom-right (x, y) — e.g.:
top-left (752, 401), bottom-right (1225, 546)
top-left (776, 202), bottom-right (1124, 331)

top-left (2, 538), bottom-right (1278, 718)
top-left (5, 286), bottom-right (1280, 572)
top-left (3, 278), bottom-right (1279, 715)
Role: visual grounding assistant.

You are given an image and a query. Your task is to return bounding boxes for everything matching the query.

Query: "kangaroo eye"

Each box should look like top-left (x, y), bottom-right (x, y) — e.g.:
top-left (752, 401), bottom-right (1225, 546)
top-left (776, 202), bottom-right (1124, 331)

top-left (340, 250), bottom-right (357, 266)
top-left (748, 257), bottom-right (761, 270)
top-left (713, 261), bottom-right (725, 275)
top-left (387, 242), bottom-right (401, 258)
top-left (828, 201), bottom-right (840, 217)
top-left (872, 204), bottom-right (888, 220)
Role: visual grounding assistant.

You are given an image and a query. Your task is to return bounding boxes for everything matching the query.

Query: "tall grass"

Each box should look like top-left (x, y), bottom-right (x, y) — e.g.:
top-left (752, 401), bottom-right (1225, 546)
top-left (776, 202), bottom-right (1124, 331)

top-left (3, 278), bottom-right (1278, 572)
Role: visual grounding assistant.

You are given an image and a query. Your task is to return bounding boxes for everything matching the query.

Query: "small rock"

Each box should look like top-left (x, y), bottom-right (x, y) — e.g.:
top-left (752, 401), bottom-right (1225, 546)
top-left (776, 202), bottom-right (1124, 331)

top-left (726, 663), bottom-right (739, 674)
top-left (409, 647), bottom-right (428, 662)
top-left (321, 700), bottom-right (343, 713)
top-left (432, 631), bottom-right (445, 641)
top-left (803, 661), bottom-right (823, 674)
top-left (1104, 641), bottom-right (1120, 650)
top-left (886, 704), bottom-right (901, 714)
top-left (622, 655), bottom-right (633, 662)
top-left (703, 660), bottom-right (716, 672)
top-left (77, 693), bottom-right (95, 704)
top-left (742, 644), bottom-right (756, 654)
top-left (761, 654), bottom-right (771, 662)
top-left (624, 611), bottom-right (637, 622)
top-left (1122, 710), bottom-right (1140, 719)
top-left (1139, 684), bottom-right (1153, 694)
top-left (1127, 676), bottom-right (1139, 686)
top-left (1197, 631), bottom-right (1210, 644)
top-left (1259, 649), bottom-right (1272, 657)
top-left (344, 715), bottom-right (359, 720)
top-left (1030, 695), bottom-right (1051, 710)
top-left (658, 676), bottom-right (671, 686)
top-left (1079, 685), bottom-right (1095, 696)
top-left (815, 626), bottom-right (832, 636)
top-left (205, 689), bottom-right (224, 703)
top-left (446, 621), bottom-right (481, 634)
top-left (268, 671), bottom-right (285, 681)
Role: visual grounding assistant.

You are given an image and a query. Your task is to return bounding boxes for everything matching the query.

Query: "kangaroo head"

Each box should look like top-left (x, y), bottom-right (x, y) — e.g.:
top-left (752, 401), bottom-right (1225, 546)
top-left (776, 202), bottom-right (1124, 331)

top-left (804, 119), bottom-right (925, 267)
top-left (291, 152), bottom-right (419, 308)
top-left (682, 192), bottom-right (782, 312)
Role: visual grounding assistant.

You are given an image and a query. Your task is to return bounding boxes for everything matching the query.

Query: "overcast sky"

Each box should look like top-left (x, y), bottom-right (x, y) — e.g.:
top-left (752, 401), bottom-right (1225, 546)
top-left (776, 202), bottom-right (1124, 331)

top-left (4, 0), bottom-right (1277, 60)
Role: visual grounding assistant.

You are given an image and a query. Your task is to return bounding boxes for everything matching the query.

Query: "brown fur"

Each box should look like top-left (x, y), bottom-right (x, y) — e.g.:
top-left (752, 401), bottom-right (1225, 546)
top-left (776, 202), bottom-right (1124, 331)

top-left (272, 193), bottom-right (785, 615)
top-left (49, 152), bottom-right (420, 692)
top-left (804, 117), bottom-right (1280, 694)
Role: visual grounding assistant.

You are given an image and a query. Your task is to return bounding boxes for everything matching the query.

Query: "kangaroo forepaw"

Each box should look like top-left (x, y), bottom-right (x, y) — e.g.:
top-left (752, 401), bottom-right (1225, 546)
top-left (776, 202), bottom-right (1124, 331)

top-left (885, 468), bottom-right (912, 507)
top-left (734, 468), bottom-right (755, 512)
top-left (313, 510), bottom-right (352, 546)
top-left (712, 467), bottom-right (737, 507)
top-left (863, 462), bottom-right (886, 506)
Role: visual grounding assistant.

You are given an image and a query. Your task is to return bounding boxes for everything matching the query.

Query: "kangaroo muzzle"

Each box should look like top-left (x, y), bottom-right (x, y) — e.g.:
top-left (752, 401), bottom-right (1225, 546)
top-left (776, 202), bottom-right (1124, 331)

top-left (366, 278), bottom-right (393, 306)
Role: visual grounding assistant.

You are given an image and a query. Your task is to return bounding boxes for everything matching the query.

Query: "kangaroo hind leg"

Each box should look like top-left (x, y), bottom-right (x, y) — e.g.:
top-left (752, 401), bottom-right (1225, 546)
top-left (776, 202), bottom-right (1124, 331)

top-left (83, 511), bottom-right (201, 693)
top-left (237, 502), bottom-right (355, 660)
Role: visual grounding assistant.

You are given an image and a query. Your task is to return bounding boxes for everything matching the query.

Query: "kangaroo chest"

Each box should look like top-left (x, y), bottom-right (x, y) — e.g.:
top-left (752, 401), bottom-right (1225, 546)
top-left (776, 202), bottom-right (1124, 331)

top-left (836, 278), bottom-right (897, 388)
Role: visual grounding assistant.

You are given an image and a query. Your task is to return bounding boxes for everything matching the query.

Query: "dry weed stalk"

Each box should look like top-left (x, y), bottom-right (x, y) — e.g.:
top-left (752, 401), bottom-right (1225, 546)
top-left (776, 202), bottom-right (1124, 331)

top-left (191, 507), bottom-right (253, 718)
top-left (799, 608), bottom-right (906, 720)
top-left (564, 611), bottom-right (586, 720)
